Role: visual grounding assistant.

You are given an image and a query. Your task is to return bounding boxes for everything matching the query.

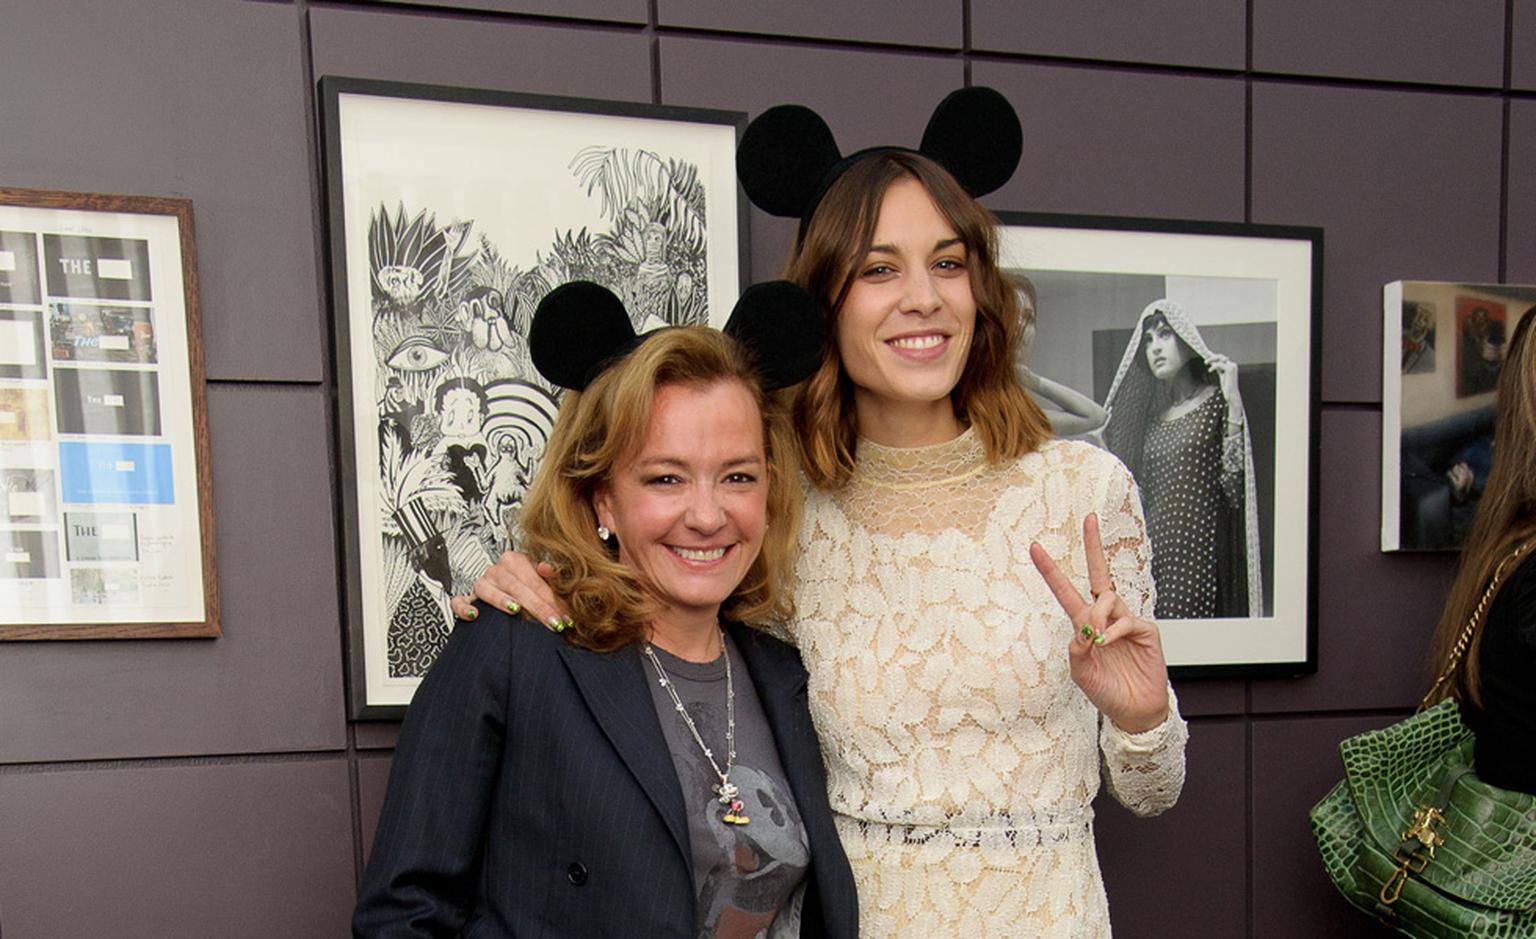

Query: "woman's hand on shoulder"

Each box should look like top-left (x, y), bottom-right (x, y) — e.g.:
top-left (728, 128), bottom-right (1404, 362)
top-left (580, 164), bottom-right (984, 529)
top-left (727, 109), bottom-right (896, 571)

top-left (448, 551), bottom-right (570, 631)
top-left (1029, 513), bottom-right (1171, 733)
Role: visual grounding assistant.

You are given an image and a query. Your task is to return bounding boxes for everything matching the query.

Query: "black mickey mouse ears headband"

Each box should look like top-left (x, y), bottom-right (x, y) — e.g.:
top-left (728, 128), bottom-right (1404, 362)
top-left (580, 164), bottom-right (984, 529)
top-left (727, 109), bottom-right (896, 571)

top-left (736, 86), bottom-right (1022, 240)
top-left (528, 280), bottom-right (826, 392)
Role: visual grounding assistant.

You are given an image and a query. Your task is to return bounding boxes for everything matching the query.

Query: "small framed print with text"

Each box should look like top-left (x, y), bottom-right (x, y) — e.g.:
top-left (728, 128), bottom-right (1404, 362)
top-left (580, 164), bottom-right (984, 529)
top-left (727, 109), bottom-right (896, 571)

top-left (0, 187), bottom-right (217, 640)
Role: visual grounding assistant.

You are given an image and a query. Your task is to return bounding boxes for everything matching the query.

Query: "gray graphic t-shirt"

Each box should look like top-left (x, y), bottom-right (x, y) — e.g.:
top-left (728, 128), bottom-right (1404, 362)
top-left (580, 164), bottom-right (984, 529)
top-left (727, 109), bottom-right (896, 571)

top-left (644, 634), bottom-right (811, 938)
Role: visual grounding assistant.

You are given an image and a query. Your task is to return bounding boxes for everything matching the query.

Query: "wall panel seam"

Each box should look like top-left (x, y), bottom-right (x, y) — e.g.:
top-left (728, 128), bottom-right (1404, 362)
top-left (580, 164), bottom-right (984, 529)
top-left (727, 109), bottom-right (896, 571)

top-left (0, 749), bottom-right (351, 775)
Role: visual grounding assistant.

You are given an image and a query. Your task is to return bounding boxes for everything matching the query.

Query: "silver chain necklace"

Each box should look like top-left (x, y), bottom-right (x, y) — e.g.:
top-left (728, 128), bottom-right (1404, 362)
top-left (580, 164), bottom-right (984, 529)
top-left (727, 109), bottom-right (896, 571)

top-left (642, 629), bottom-right (749, 826)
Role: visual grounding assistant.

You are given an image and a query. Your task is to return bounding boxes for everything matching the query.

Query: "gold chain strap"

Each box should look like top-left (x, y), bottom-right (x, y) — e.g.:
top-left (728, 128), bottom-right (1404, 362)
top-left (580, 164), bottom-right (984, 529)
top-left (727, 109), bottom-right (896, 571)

top-left (1420, 539), bottom-right (1536, 711)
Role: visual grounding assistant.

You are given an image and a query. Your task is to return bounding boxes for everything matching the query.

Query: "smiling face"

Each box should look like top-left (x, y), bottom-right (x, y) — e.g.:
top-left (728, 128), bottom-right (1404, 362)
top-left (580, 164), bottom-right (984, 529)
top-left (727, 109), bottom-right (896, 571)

top-left (592, 380), bottom-right (768, 631)
top-left (835, 176), bottom-right (978, 443)
top-left (439, 386), bottom-right (484, 438)
top-left (1143, 317), bottom-right (1192, 381)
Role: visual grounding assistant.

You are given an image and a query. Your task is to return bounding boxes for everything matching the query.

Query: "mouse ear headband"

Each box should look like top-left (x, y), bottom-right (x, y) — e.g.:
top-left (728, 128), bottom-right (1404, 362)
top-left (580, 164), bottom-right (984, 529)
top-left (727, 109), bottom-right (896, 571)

top-left (528, 280), bottom-right (826, 392)
top-left (735, 86), bottom-right (1022, 242)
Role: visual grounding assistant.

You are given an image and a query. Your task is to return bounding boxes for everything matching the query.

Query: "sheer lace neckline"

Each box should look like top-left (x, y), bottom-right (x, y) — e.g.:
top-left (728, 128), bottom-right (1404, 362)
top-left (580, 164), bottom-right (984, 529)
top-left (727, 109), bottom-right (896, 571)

top-left (852, 426), bottom-right (987, 488)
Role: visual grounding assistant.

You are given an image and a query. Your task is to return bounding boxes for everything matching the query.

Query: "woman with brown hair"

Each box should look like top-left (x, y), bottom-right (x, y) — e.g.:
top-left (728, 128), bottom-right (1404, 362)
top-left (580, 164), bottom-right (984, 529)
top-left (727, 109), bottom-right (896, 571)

top-left (1425, 307), bottom-right (1536, 794)
top-left (356, 284), bottom-right (857, 938)
top-left (459, 89), bottom-right (1186, 936)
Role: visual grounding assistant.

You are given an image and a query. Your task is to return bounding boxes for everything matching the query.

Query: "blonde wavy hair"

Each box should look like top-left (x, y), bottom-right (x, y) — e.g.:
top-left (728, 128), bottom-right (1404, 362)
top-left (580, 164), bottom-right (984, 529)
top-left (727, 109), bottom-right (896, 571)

top-left (518, 327), bottom-right (802, 652)
top-left (783, 150), bottom-right (1052, 489)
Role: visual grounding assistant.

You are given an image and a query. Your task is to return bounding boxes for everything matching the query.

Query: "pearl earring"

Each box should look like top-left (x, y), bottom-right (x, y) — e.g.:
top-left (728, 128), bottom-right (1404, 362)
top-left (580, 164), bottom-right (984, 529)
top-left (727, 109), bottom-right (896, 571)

top-left (597, 524), bottom-right (611, 541)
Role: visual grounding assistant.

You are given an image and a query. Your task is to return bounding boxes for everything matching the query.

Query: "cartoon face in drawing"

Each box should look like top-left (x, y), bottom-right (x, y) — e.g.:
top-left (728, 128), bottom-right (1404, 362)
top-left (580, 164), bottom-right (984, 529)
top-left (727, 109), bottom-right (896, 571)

top-left (377, 265), bottom-right (425, 306)
top-left (642, 222), bottom-right (668, 264)
top-left (439, 385), bottom-right (485, 439)
top-left (370, 204), bottom-right (478, 315)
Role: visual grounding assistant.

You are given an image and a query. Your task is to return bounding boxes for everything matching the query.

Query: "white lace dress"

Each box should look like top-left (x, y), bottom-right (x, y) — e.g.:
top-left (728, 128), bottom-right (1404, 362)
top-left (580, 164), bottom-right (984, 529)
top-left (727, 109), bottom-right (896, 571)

top-left (786, 430), bottom-right (1188, 937)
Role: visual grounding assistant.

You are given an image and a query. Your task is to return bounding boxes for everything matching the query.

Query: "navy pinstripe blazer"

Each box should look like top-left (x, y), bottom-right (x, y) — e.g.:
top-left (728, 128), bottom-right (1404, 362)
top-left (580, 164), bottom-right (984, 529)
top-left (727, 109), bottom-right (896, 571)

top-left (354, 607), bottom-right (858, 938)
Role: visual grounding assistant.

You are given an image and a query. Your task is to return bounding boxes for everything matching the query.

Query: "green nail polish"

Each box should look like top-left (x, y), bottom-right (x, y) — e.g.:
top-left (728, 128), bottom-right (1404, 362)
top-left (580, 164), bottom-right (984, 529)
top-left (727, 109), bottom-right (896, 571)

top-left (1093, 634), bottom-right (1106, 646)
top-left (465, 607), bottom-right (478, 620)
top-left (507, 600), bottom-right (521, 615)
top-left (1079, 623), bottom-right (1094, 640)
top-left (550, 618), bottom-right (568, 634)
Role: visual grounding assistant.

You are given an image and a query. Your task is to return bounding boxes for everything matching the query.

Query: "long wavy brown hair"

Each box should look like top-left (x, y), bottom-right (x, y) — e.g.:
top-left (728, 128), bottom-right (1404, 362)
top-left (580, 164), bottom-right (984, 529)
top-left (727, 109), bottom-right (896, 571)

top-left (782, 150), bottom-right (1051, 489)
top-left (518, 328), bottom-right (802, 652)
top-left (1426, 308), bottom-right (1536, 707)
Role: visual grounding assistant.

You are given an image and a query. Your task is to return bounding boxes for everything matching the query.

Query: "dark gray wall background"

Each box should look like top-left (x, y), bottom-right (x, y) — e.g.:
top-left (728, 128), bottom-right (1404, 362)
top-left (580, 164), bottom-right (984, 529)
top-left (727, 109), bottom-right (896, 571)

top-left (1, 1), bottom-right (1525, 936)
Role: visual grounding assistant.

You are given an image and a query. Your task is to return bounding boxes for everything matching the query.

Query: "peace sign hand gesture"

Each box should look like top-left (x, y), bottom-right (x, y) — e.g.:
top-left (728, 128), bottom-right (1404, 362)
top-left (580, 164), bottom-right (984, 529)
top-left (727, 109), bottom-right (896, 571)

top-left (1029, 513), bottom-right (1171, 733)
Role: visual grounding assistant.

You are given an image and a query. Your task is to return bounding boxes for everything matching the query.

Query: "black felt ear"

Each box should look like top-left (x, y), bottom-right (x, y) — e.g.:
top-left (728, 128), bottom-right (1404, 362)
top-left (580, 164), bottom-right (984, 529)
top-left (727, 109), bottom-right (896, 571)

top-left (723, 280), bottom-right (827, 391)
top-left (736, 104), bottom-right (844, 219)
top-left (528, 281), bottom-right (638, 390)
top-left (919, 86), bottom-right (1022, 198)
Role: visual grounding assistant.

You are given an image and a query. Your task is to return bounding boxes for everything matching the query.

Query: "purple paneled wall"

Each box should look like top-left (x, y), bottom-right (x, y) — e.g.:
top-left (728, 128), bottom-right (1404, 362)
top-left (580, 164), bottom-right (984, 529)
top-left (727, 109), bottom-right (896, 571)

top-left (658, 36), bottom-right (964, 280)
top-left (1251, 83), bottom-right (1502, 403)
top-left (1252, 0), bottom-right (1505, 87)
top-left (972, 60), bottom-right (1246, 222)
top-left (0, 1), bottom-right (1511, 935)
top-left (972, 0), bottom-right (1246, 70)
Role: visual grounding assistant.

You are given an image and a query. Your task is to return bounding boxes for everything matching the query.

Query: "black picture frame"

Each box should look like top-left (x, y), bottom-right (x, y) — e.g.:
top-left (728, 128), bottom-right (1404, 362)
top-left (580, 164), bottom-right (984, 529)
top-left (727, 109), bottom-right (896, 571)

top-left (319, 76), bottom-right (749, 717)
top-left (997, 211), bottom-right (1322, 678)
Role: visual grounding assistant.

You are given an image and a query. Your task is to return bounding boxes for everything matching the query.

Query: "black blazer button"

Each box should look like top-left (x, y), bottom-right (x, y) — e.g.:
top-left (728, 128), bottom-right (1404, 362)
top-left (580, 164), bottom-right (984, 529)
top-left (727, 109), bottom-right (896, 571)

top-left (567, 862), bottom-right (588, 885)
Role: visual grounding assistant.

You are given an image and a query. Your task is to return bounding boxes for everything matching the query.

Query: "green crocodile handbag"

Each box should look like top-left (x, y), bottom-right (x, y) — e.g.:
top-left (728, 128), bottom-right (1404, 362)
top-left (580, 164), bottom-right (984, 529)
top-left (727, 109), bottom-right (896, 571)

top-left (1310, 543), bottom-right (1536, 938)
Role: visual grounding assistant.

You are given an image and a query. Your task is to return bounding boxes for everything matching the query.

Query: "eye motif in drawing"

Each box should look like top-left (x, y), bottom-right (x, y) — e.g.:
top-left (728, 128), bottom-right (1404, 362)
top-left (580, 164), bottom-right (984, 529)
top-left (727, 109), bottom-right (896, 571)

top-left (386, 336), bottom-right (450, 372)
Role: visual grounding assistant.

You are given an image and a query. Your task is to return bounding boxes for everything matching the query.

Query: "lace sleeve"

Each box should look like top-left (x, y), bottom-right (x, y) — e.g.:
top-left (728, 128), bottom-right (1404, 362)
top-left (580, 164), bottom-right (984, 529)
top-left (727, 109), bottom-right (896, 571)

top-left (1100, 686), bottom-right (1188, 817)
top-left (1094, 458), bottom-right (1188, 817)
top-left (1094, 458), bottom-right (1155, 621)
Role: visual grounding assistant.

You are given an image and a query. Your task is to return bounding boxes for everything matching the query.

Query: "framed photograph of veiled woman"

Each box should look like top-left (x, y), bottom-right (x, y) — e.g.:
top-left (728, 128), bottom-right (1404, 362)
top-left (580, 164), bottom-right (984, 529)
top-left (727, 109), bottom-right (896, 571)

top-left (997, 212), bottom-right (1322, 678)
top-left (320, 77), bottom-right (746, 716)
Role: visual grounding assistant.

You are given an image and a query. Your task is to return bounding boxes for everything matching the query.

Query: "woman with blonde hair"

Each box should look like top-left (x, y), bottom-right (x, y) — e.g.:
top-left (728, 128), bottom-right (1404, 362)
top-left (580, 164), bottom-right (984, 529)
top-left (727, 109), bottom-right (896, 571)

top-left (357, 282), bottom-right (857, 938)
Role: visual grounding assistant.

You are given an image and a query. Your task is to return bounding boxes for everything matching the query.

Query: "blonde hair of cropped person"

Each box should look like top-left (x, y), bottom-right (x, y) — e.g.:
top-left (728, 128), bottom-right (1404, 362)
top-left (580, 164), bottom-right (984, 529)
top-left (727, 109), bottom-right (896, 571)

top-left (1427, 309), bottom-right (1536, 707)
top-left (517, 327), bottom-right (802, 653)
top-left (782, 150), bottom-right (1052, 489)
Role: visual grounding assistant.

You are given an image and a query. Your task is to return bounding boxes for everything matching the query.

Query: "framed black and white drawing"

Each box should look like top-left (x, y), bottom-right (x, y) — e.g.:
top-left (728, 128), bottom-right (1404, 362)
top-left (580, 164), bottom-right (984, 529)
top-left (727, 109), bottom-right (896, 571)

top-left (1380, 280), bottom-right (1536, 552)
top-left (0, 188), bottom-right (218, 640)
top-left (320, 77), bottom-right (746, 716)
top-left (997, 212), bottom-right (1321, 677)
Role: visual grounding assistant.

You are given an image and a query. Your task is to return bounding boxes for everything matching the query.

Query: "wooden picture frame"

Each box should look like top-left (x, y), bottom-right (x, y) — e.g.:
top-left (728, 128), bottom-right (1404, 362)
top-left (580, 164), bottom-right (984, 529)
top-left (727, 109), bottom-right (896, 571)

top-left (0, 187), bottom-right (218, 640)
